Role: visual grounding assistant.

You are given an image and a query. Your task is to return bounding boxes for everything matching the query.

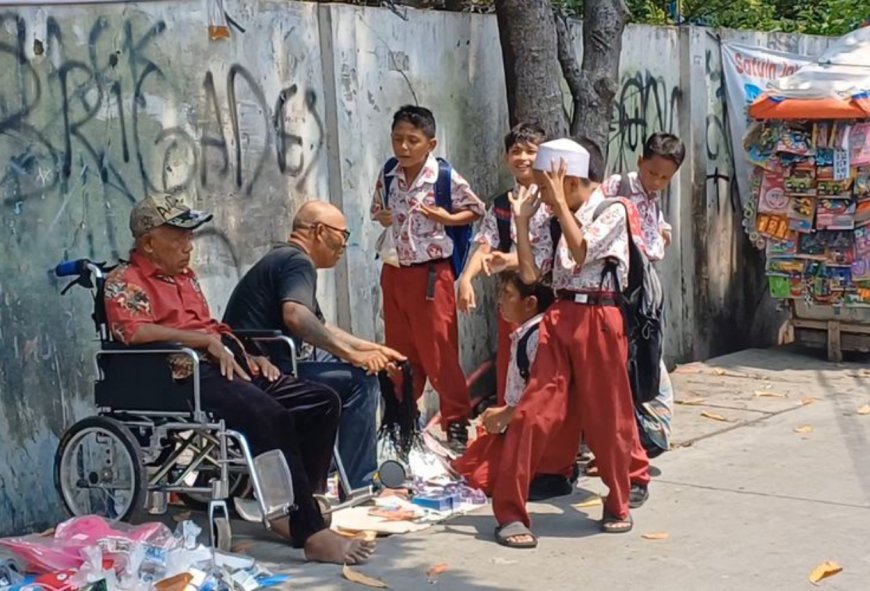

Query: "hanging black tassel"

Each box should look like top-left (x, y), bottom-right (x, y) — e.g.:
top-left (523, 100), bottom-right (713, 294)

top-left (377, 361), bottom-right (421, 458)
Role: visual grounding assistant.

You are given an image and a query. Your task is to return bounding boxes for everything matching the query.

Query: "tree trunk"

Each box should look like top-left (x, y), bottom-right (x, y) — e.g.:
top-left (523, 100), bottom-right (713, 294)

top-left (566, 0), bottom-right (628, 160)
top-left (494, 0), bottom-right (568, 138)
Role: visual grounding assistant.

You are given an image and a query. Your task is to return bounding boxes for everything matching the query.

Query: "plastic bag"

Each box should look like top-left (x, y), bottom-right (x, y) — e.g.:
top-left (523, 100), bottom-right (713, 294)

top-left (0, 516), bottom-right (176, 574)
top-left (376, 229), bottom-right (400, 267)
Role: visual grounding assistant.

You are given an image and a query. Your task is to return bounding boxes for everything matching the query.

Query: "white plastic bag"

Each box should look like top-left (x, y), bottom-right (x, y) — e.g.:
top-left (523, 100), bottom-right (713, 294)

top-left (376, 229), bottom-right (400, 267)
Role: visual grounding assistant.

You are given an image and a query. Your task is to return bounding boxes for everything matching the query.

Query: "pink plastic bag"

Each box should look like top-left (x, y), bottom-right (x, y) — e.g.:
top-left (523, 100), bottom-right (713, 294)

top-left (0, 516), bottom-right (176, 573)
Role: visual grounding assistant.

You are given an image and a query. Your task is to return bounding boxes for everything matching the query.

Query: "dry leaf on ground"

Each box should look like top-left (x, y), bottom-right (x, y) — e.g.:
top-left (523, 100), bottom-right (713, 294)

top-left (794, 425), bottom-right (813, 434)
top-left (712, 368), bottom-right (726, 376)
top-left (491, 557), bottom-right (518, 565)
top-left (700, 411), bottom-right (729, 422)
top-left (676, 397), bottom-right (707, 406)
top-left (809, 560), bottom-right (843, 584)
top-left (641, 532), bottom-right (670, 540)
top-left (856, 405), bottom-right (870, 415)
top-left (426, 563), bottom-right (449, 581)
top-left (343, 565), bottom-right (389, 588)
top-left (572, 496), bottom-right (603, 509)
top-left (754, 390), bottom-right (787, 398)
top-left (801, 397), bottom-right (817, 406)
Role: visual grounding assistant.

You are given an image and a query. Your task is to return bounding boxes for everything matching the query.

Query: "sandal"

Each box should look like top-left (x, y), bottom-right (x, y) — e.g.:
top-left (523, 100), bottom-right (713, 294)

top-left (584, 459), bottom-right (599, 478)
top-left (495, 521), bottom-right (538, 549)
top-left (600, 511), bottom-right (633, 534)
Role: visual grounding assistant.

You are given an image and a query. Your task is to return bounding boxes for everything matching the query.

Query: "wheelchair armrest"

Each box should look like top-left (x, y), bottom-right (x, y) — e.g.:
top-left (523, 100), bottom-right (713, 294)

top-left (102, 341), bottom-right (186, 351)
top-left (232, 330), bottom-right (283, 338)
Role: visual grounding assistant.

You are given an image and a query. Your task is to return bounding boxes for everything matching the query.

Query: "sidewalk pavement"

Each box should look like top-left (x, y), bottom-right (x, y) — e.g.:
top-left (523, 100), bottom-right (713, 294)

top-left (239, 346), bottom-right (870, 590)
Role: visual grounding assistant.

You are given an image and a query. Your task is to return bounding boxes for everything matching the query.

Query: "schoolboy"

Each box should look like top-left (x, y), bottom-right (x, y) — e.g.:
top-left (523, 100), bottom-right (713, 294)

top-left (457, 122), bottom-right (549, 405)
top-left (600, 132), bottom-right (685, 459)
top-left (454, 272), bottom-right (576, 499)
top-left (491, 137), bottom-right (650, 549)
top-left (371, 105), bottom-right (485, 453)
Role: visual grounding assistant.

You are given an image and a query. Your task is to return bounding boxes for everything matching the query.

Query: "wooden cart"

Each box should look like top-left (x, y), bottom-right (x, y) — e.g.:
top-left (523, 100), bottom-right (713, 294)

top-left (789, 301), bottom-right (870, 362)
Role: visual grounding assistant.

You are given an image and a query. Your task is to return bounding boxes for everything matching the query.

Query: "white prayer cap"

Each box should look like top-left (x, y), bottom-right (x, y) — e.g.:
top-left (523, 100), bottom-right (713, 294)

top-left (533, 138), bottom-right (590, 178)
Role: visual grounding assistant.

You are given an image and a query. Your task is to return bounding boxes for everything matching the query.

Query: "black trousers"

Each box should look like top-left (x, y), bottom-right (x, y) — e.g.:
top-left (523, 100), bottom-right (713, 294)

top-left (197, 363), bottom-right (341, 547)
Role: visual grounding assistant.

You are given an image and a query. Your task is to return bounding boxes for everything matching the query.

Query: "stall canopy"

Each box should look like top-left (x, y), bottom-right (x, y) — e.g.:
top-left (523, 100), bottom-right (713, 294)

top-left (749, 27), bottom-right (870, 120)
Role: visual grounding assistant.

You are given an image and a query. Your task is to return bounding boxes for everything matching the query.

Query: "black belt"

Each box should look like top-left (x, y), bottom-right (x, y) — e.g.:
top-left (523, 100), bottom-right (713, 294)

top-left (556, 290), bottom-right (618, 307)
top-left (401, 258), bottom-right (449, 269)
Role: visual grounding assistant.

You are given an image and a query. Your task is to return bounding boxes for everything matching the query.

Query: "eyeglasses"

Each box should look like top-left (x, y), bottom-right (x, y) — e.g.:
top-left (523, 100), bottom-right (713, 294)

top-left (303, 222), bottom-right (350, 244)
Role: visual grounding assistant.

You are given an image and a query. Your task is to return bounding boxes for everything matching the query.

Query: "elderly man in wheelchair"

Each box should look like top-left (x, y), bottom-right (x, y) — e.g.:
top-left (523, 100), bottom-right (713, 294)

top-left (54, 194), bottom-right (378, 565)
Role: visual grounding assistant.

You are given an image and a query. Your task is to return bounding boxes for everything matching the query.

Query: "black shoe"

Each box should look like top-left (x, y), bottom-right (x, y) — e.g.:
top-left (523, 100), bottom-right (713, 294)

top-left (629, 483), bottom-right (649, 509)
top-left (528, 474), bottom-right (574, 501)
top-left (446, 421), bottom-right (468, 455)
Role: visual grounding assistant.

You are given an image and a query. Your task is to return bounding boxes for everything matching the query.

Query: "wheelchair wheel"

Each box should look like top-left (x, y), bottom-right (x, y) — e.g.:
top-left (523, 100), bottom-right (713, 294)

top-left (54, 416), bottom-right (146, 522)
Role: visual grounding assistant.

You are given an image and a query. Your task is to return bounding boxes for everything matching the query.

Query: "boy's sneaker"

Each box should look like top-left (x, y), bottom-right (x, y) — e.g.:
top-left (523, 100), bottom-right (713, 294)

top-left (629, 483), bottom-right (649, 508)
top-left (446, 421), bottom-right (469, 455)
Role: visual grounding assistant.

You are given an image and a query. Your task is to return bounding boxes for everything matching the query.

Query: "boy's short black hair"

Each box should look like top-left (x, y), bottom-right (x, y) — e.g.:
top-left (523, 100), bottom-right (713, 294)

top-left (501, 271), bottom-right (555, 314)
top-left (573, 136), bottom-right (605, 183)
top-left (643, 133), bottom-right (686, 168)
top-left (504, 122), bottom-right (547, 153)
top-left (392, 105), bottom-right (436, 139)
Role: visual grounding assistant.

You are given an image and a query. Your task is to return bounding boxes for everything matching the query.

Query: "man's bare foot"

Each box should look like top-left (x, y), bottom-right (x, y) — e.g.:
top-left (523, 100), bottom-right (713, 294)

top-left (304, 529), bottom-right (376, 564)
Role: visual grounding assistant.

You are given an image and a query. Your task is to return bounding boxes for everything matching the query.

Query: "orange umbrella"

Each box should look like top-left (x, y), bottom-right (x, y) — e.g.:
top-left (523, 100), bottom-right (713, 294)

top-left (749, 91), bottom-right (870, 120)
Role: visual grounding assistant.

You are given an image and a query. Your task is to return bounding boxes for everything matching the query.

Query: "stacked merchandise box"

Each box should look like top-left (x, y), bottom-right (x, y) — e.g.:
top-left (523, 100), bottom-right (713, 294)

top-left (745, 119), bottom-right (870, 307)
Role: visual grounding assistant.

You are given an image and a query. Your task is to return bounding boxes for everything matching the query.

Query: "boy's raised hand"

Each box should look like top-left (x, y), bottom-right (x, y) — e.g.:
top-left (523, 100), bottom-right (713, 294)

top-left (538, 158), bottom-right (568, 208)
top-left (508, 184), bottom-right (541, 221)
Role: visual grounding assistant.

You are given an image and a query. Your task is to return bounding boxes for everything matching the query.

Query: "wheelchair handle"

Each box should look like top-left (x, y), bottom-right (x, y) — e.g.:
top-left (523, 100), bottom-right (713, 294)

top-left (55, 259), bottom-right (88, 277)
top-left (55, 259), bottom-right (104, 280)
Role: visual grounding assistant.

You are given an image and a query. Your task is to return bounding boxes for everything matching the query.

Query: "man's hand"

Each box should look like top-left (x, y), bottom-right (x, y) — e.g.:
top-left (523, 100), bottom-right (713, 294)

top-left (661, 228), bottom-right (672, 248)
top-left (249, 355), bottom-right (280, 382)
top-left (419, 205), bottom-right (454, 225)
top-left (457, 278), bottom-right (476, 313)
top-left (205, 337), bottom-right (251, 382)
top-left (481, 405), bottom-right (515, 435)
top-left (378, 345), bottom-right (406, 363)
top-left (508, 185), bottom-right (542, 222)
top-left (375, 209), bottom-right (394, 228)
top-left (537, 159), bottom-right (568, 208)
top-left (349, 349), bottom-right (391, 375)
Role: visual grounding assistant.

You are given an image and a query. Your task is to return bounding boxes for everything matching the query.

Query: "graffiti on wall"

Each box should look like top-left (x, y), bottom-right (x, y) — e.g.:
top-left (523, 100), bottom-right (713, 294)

top-left (608, 70), bottom-right (681, 174)
top-left (704, 47), bottom-right (739, 214)
top-left (0, 13), bottom-right (324, 257)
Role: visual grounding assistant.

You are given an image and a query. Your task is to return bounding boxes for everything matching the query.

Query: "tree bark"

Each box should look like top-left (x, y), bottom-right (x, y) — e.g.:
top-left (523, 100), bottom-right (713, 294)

top-left (567, 0), bottom-right (628, 160)
top-left (494, 0), bottom-right (568, 138)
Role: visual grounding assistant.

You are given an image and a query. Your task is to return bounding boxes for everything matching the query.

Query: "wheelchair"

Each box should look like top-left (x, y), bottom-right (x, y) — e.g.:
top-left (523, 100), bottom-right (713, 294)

top-left (52, 259), bottom-right (406, 550)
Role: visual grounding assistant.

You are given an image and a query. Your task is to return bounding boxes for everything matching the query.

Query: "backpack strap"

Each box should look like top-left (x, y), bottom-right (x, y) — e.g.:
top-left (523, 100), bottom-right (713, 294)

top-left (617, 174), bottom-right (633, 199)
top-left (492, 191), bottom-right (513, 253)
top-left (592, 198), bottom-right (627, 294)
top-left (434, 157), bottom-right (452, 212)
top-left (516, 323), bottom-right (541, 383)
top-left (382, 157), bottom-right (399, 208)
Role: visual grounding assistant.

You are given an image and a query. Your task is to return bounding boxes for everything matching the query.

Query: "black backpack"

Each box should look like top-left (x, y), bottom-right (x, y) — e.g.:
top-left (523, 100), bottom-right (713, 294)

top-left (550, 198), bottom-right (664, 405)
top-left (516, 323), bottom-right (541, 383)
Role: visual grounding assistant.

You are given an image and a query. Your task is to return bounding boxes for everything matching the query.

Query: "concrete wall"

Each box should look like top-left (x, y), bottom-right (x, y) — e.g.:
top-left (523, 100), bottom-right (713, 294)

top-left (0, 2), bottom-right (829, 533)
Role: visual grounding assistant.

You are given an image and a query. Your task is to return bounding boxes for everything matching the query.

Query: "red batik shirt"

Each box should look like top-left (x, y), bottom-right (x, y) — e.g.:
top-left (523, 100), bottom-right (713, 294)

top-left (104, 250), bottom-right (232, 378)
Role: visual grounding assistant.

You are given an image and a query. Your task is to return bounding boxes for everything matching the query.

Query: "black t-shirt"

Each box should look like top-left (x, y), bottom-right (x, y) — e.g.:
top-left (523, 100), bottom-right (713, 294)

top-left (223, 243), bottom-right (324, 368)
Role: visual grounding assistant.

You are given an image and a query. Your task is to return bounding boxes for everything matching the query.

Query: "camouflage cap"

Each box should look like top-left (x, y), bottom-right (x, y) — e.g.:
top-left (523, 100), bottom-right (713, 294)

top-left (130, 194), bottom-right (213, 239)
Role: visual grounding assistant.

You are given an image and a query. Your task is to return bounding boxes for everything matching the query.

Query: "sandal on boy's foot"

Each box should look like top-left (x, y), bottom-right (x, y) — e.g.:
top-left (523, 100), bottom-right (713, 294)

top-left (495, 522), bottom-right (538, 549)
top-left (629, 483), bottom-right (649, 509)
top-left (446, 421), bottom-right (469, 455)
top-left (584, 459), bottom-right (599, 478)
top-left (600, 511), bottom-right (633, 534)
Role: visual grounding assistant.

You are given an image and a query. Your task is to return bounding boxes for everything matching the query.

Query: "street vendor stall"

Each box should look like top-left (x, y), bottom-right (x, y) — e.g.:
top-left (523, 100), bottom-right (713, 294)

top-left (746, 27), bottom-right (870, 361)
